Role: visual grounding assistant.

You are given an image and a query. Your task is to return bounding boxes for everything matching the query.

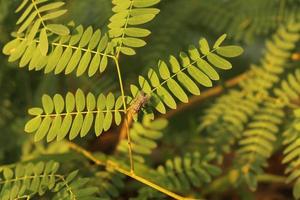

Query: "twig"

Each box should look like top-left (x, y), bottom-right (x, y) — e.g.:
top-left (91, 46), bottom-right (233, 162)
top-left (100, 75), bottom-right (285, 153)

top-left (113, 57), bottom-right (135, 173)
top-left (67, 142), bottom-right (197, 200)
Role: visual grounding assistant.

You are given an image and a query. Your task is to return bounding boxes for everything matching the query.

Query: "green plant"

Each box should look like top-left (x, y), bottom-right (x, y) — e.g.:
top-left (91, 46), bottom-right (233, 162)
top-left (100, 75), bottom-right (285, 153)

top-left (2, 0), bottom-right (300, 199)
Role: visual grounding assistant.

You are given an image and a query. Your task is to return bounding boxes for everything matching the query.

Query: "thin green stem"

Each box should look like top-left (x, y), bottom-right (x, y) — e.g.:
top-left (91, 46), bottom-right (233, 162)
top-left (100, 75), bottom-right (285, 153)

top-left (38, 109), bottom-right (126, 118)
top-left (113, 57), bottom-right (135, 173)
top-left (17, 37), bottom-right (115, 59)
top-left (115, 1), bottom-right (134, 59)
top-left (31, 0), bottom-right (47, 28)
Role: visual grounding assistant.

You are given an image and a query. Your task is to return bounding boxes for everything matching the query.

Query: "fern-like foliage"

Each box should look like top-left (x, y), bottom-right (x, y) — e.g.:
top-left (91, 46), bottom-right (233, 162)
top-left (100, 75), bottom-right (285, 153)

top-left (199, 19), bottom-right (300, 157)
top-left (282, 108), bottom-right (300, 199)
top-left (15, 0), bottom-right (69, 37)
top-left (109, 0), bottom-right (160, 56)
top-left (236, 101), bottom-right (284, 190)
top-left (3, 24), bottom-right (114, 77)
top-left (116, 115), bottom-right (168, 163)
top-left (199, 91), bottom-right (260, 162)
top-left (24, 89), bottom-right (124, 142)
top-left (196, 0), bottom-right (300, 43)
top-left (196, 19), bottom-right (300, 193)
top-left (92, 168), bottom-right (125, 199)
top-left (136, 152), bottom-right (221, 199)
top-left (0, 160), bottom-right (99, 200)
top-left (274, 69), bottom-right (300, 104)
top-left (130, 35), bottom-right (243, 113)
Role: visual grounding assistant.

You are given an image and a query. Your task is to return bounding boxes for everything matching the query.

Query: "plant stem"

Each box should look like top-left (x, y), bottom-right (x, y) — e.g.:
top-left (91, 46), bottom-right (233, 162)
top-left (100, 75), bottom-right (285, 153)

top-left (68, 142), bottom-right (195, 200)
top-left (31, 0), bottom-right (47, 28)
top-left (257, 174), bottom-right (286, 183)
top-left (113, 57), bottom-right (134, 173)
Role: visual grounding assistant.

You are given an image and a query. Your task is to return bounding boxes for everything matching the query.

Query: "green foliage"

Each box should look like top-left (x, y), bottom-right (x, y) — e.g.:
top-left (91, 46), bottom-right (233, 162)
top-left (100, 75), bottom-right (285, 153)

top-left (109, 0), bottom-right (160, 56)
top-left (117, 115), bottom-right (168, 163)
top-left (25, 89), bottom-right (124, 142)
top-left (0, 161), bottom-right (99, 200)
top-left (92, 169), bottom-right (125, 199)
top-left (3, 0), bottom-right (300, 199)
top-left (196, 0), bottom-right (300, 43)
top-left (15, 0), bottom-right (69, 37)
top-left (3, 24), bottom-right (113, 77)
top-left (136, 152), bottom-right (221, 199)
top-left (130, 35), bottom-right (243, 114)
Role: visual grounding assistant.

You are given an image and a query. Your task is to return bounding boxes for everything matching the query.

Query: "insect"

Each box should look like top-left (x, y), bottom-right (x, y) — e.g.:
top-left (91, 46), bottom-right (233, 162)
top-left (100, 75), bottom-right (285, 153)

top-left (129, 91), bottom-right (149, 114)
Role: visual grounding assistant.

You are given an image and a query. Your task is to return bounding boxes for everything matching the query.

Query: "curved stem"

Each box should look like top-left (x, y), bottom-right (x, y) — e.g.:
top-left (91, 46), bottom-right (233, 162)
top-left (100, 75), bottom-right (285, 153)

top-left (68, 142), bottom-right (197, 200)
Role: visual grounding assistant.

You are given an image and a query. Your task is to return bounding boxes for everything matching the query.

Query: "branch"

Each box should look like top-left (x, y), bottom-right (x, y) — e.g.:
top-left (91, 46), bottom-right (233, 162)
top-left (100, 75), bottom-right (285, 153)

top-left (67, 142), bottom-right (197, 200)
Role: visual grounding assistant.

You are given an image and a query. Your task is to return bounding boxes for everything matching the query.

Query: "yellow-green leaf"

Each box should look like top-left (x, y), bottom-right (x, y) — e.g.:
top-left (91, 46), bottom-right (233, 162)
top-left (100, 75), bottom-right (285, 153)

top-left (207, 53), bottom-right (232, 70)
top-left (216, 46), bottom-right (244, 58)
top-left (25, 116), bottom-right (42, 133)
top-left (34, 116), bottom-right (52, 142)
top-left (69, 113), bottom-right (83, 140)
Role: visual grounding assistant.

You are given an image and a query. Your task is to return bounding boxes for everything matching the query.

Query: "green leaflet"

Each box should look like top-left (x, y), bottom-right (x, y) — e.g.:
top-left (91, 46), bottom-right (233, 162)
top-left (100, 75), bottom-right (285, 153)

top-left (5, 24), bottom-right (111, 77)
top-left (158, 60), bottom-right (170, 80)
top-left (15, 0), bottom-right (67, 35)
top-left (45, 46), bottom-right (63, 73)
top-left (177, 72), bottom-right (200, 95)
top-left (39, 28), bottom-right (48, 56)
top-left (76, 51), bottom-right (92, 76)
top-left (103, 111), bottom-right (113, 131)
top-left (207, 53), bottom-right (232, 70)
top-left (199, 38), bottom-right (210, 55)
top-left (42, 95), bottom-right (54, 114)
top-left (154, 152), bottom-right (221, 191)
top-left (128, 14), bottom-right (155, 25)
top-left (69, 113), bottom-right (83, 140)
top-left (25, 116), bottom-right (42, 133)
top-left (120, 47), bottom-right (136, 55)
top-left (123, 37), bottom-right (146, 47)
top-left (116, 115), bottom-right (167, 163)
top-left (42, 10), bottom-right (67, 21)
top-left (79, 26), bottom-right (93, 47)
top-left (47, 24), bottom-right (70, 36)
top-left (109, 0), bottom-right (160, 56)
top-left (28, 107), bottom-right (43, 115)
top-left (129, 35), bottom-right (242, 112)
top-left (20, 42), bottom-right (36, 67)
top-left (47, 116), bottom-right (62, 142)
top-left (167, 79), bottom-right (188, 103)
top-left (25, 90), bottom-right (124, 141)
top-left (125, 28), bottom-right (151, 37)
top-left (133, 0), bottom-right (161, 7)
top-left (35, 116), bottom-right (52, 142)
top-left (216, 46), bottom-right (244, 57)
top-left (0, 160), bottom-right (98, 199)
top-left (53, 94), bottom-right (65, 113)
top-left (213, 34), bottom-right (227, 48)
